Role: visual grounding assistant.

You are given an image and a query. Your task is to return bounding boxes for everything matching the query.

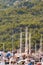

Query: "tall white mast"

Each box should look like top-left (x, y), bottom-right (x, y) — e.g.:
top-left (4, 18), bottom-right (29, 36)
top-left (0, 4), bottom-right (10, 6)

top-left (25, 27), bottom-right (28, 54)
top-left (29, 32), bottom-right (31, 54)
top-left (20, 28), bottom-right (22, 54)
top-left (35, 43), bottom-right (37, 53)
top-left (2, 43), bottom-right (5, 51)
top-left (40, 34), bottom-right (42, 52)
top-left (12, 35), bottom-right (14, 52)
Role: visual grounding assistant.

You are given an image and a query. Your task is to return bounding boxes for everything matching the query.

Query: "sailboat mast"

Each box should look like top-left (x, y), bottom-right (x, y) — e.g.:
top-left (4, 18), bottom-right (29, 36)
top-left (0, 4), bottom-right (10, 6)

top-left (40, 34), bottom-right (42, 52)
top-left (20, 28), bottom-right (22, 54)
top-left (35, 43), bottom-right (37, 53)
top-left (25, 27), bottom-right (28, 54)
top-left (29, 32), bottom-right (31, 54)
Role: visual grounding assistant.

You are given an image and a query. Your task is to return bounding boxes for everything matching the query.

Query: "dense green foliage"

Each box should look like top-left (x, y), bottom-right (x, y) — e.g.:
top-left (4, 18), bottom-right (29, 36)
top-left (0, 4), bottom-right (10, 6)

top-left (0, 0), bottom-right (43, 51)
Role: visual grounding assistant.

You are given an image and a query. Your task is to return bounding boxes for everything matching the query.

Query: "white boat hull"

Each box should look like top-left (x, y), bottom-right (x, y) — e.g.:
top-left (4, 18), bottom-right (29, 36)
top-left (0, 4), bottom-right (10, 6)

top-left (0, 61), bottom-right (5, 65)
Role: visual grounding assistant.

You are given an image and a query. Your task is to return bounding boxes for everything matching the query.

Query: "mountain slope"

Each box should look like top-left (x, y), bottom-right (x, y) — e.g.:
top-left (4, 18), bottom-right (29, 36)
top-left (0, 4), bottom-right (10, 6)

top-left (0, 0), bottom-right (43, 51)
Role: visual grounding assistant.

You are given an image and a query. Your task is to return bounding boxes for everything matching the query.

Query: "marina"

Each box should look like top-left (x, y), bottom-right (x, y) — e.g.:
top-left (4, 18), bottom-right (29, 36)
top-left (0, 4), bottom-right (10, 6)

top-left (0, 27), bottom-right (43, 65)
top-left (0, 0), bottom-right (43, 65)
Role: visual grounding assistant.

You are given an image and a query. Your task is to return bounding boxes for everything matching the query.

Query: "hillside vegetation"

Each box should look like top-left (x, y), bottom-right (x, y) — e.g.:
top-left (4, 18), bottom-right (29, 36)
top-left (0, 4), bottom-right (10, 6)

top-left (0, 0), bottom-right (43, 51)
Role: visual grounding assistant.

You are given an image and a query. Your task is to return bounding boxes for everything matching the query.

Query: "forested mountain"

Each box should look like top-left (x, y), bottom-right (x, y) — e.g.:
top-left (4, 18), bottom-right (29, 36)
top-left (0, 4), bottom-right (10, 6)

top-left (0, 0), bottom-right (43, 51)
